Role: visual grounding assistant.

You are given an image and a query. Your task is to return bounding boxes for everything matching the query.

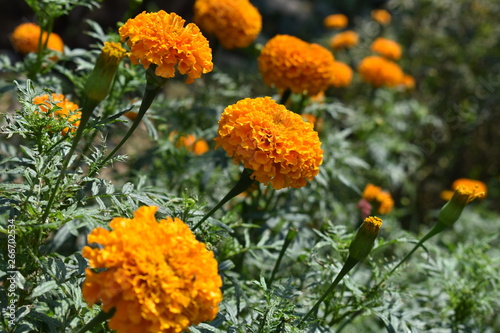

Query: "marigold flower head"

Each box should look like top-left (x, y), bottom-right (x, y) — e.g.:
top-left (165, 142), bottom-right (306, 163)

top-left (176, 133), bottom-right (210, 155)
top-left (193, 0), bottom-right (262, 50)
top-left (323, 14), bottom-right (348, 29)
top-left (349, 216), bottom-right (383, 261)
top-left (362, 183), bottom-right (382, 201)
top-left (361, 183), bottom-right (393, 215)
top-left (358, 55), bottom-right (404, 88)
top-left (438, 185), bottom-right (486, 227)
top-left (440, 178), bottom-right (487, 201)
top-left (375, 191), bottom-right (394, 214)
top-left (371, 9), bottom-right (392, 25)
top-left (400, 74), bottom-right (416, 90)
top-left (214, 97), bottom-right (323, 190)
top-left (33, 93), bottom-right (81, 135)
top-left (82, 206), bottom-right (222, 333)
top-left (258, 35), bottom-right (336, 96)
top-left (330, 61), bottom-right (353, 88)
top-left (371, 37), bottom-right (402, 60)
top-left (11, 22), bottom-right (64, 55)
top-left (119, 11), bottom-right (213, 83)
top-left (330, 30), bottom-right (359, 50)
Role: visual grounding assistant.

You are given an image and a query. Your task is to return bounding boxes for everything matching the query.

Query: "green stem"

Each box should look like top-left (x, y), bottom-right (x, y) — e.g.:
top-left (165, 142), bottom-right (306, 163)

top-left (335, 222), bottom-right (447, 330)
top-left (39, 97), bottom-right (98, 224)
top-left (88, 67), bottom-right (166, 177)
top-left (76, 308), bottom-right (115, 333)
top-left (192, 168), bottom-right (256, 231)
top-left (268, 227), bottom-right (298, 286)
top-left (299, 256), bottom-right (359, 326)
top-left (374, 221), bottom-right (446, 290)
top-left (294, 93), bottom-right (307, 115)
top-left (279, 88), bottom-right (292, 105)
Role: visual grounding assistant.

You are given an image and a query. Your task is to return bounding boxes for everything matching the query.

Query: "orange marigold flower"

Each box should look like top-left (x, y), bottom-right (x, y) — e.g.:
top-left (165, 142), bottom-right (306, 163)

top-left (358, 55), bottom-right (404, 88)
top-left (375, 191), bottom-right (394, 214)
top-left (193, 139), bottom-right (210, 155)
top-left (258, 34), bottom-right (336, 96)
top-left (33, 93), bottom-right (81, 135)
top-left (11, 22), bottom-right (64, 55)
top-left (362, 183), bottom-right (382, 201)
top-left (438, 185), bottom-right (486, 226)
top-left (176, 134), bottom-right (210, 155)
top-left (82, 206), bottom-right (222, 333)
top-left (330, 60), bottom-right (353, 88)
top-left (330, 30), bottom-right (359, 50)
top-left (214, 97), bottom-right (324, 190)
top-left (193, 0), bottom-right (262, 50)
top-left (119, 10), bottom-right (213, 83)
top-left (371, 9), bottom-right (392, 25)
top-left (371, 37), bottom-right (402, 60)
top-left (440, 178), bottom-right (487, 201)
top-left (361, 184), bottom-right (393, 214)
top-left (323, 14), bottom-right (348, 29)
top-left (400, 74), bottom-right (416, 90)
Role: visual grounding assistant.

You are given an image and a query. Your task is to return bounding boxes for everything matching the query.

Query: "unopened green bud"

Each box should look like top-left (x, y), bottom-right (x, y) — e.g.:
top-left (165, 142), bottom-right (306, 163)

top-left (348, 216), bottom-right (383, 262)
top-left (84, 42), bottom-right (127, 105)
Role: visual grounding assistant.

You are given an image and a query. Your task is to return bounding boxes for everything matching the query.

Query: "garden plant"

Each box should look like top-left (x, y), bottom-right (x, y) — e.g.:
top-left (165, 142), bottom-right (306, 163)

top-left (1, 0), bottom-right (499, 332)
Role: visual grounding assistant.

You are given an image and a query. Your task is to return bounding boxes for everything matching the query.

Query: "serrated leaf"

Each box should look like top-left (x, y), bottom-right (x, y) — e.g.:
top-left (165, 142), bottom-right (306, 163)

top-left (30, 280), bottom-right (58, 298)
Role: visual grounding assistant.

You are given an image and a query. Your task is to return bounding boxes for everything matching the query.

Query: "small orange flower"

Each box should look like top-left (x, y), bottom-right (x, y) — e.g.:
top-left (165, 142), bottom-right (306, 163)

top-left (330, 61), bottom-right (353, 88)
top-left (371, 9), bottom-right (392, 25)
top-left (357, 55), bottom-right (404, 88)
top-left (215, 97), bottom-right (323, 189)
top-left (438, 185), bottom-right (486, 227)
top-left (362, 183), bottom-right (382, 201)
top-left (11, 22), bottom-right (64, 55)
top-left (33, 93), bottom-right (81, 135)
top-left (361, 183), bottom-right (394, 215)
top-left (323, 14), bottom-right (348, 29)
top-left (119, 11), bottom-right (213, 83)
top-left (193, 0), bottom-right (262, 49)
top-left (440, 178), bottom-right (487, 201)
top-left (375, 191), bottom-right (394, 214)
top-left (258, 35), bottom-right (336, 96)
top-left (371, 37), bottom-right (402, 60)
top-left (330, 30), bottom-right (359, 50)
top-left (176, 134), bottom-right (210, 155)
top-left (82, 206), bottom-right (222, 333)
top-left (400, 74), bottom-right (416, 90)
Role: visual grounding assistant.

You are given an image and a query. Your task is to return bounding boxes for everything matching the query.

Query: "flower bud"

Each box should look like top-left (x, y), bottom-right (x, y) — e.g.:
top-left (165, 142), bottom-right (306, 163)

top-left (348, 216), bottom-right (383, 262)
top-left (437, 185), bottom-right (485, 227)
top-left (84, 42), bottom-right (126, 105)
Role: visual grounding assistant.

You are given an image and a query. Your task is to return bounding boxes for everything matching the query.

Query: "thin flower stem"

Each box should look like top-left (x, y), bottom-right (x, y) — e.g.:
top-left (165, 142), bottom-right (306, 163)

top-left (40, 97), bottom-right (98, 224)
top-left (337, 222), bottom-right (448, 330)
top-left (374, 222), bottom-right (446, 290)
top-left (299, 256), bottom-right (358, 326)
top-left (268, 227), bottom-right (298, 286)
top-left (88, 68), bottom-right (166, 177)
top-left (279, 88), bottom-right (292, 105)
top-left (192, 168), bottom-right (256, 231)
top-left (294, 93), bottom-right (307, 115)
top-left (76, 308), bottom-right (115, 333)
